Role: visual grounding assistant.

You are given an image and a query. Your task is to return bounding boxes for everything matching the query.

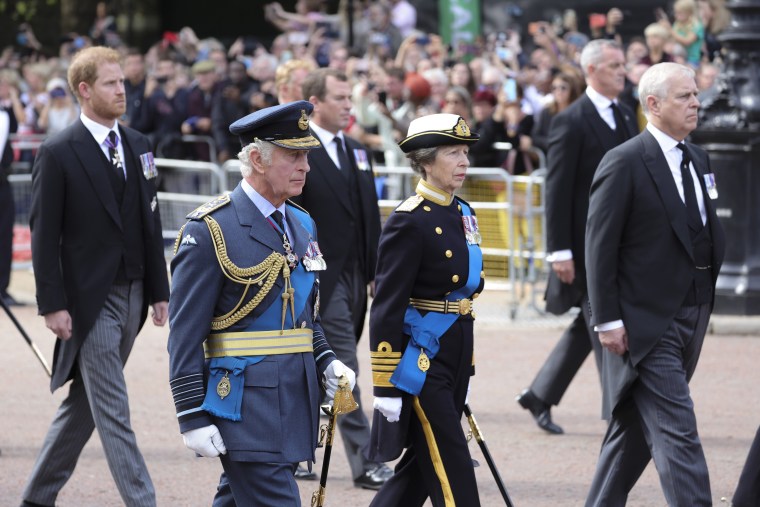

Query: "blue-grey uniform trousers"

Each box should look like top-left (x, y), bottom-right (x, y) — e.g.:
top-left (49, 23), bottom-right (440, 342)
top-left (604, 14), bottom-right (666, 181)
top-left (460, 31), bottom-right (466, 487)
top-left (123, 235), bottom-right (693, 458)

top-left (22, 281), bottom-right (155, 507)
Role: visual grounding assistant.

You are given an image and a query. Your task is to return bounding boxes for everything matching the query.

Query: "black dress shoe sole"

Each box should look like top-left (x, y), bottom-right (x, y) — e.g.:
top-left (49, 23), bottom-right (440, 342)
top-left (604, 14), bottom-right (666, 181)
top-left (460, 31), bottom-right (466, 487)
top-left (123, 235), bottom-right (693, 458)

top-left (294, 469), bottom-right (318, 481)
top-left (353, 479), bottom-right (384, 491)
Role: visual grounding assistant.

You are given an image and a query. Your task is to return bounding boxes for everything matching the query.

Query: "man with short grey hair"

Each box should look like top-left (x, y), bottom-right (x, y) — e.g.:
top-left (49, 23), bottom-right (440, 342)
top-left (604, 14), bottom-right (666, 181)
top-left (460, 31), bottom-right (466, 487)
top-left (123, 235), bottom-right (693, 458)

top-left (584, 61), bottom-right (724, 506)
top-left (516, 38), bottom-right (638, 434)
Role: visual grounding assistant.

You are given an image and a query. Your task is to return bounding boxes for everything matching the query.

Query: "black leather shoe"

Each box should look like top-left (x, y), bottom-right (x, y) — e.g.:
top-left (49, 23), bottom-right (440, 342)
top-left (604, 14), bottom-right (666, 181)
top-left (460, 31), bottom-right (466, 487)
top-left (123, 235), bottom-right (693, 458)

top-left (354, 463), bottom-right (392, 490)
top-left (294, 464), bottom-right (318, 481)
top-left (20, 501), bottom-right (54, 507)
top-left (516, 389), bottom-right (564, 435)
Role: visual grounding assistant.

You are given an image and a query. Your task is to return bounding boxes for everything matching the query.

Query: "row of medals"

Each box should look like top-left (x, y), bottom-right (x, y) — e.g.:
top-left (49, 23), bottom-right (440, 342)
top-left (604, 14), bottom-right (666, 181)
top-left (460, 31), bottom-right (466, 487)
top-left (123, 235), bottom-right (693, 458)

top-left (282, 234), bottom-right (326, 271)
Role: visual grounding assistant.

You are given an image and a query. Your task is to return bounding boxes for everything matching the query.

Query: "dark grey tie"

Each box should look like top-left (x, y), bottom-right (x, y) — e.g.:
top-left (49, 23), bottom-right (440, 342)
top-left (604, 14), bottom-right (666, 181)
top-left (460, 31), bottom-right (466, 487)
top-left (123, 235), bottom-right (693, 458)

top-left (610, 102), bottom-right (629, 143)
top-left (677, 142), bottom-right (703, 231)
top-left (334, 136), bottom-right (351, 178)
top-left (271, 210), bottom-right (286, 233)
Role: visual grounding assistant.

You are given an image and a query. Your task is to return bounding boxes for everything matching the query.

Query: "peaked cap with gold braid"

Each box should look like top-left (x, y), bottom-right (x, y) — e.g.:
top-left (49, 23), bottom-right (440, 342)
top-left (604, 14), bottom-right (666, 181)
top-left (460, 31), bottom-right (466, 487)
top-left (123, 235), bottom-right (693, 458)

top-left (229, 100), bottom-right (321, 150)
top-left (398, 113), bottom-right (479, 153)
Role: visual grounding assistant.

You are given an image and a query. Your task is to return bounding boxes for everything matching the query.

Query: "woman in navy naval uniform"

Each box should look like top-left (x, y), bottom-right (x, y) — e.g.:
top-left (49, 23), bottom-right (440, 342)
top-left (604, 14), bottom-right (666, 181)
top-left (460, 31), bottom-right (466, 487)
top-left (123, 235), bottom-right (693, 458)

top-left (367, 113), bottom-right (483, 506)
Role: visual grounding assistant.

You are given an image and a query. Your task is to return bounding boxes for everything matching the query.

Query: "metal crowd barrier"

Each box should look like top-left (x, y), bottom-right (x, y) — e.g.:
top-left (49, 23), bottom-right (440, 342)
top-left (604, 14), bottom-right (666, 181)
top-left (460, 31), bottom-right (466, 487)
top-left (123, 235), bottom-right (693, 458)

top-left (156, 134), bottom-right (219, 165)
top-left (374, 165), bottom-right (548, 319)
top-left (9, 152), bottom-right (549, 319)
top-left (222, 159), bottom-right (243, 192)
top-left (154, 157), bottom-right (225, 196)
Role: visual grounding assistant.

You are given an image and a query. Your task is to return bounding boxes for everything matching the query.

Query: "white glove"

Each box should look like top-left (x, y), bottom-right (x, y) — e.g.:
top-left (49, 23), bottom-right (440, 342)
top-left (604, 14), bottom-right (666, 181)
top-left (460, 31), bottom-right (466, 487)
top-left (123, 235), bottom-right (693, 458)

top-left (323, 359), bottom-right (357, 401)
top-left (182, 424), bottom-right (227, 458)
top-left (374, 396), bottom-right (402, 423)
top-left (465, 381), bottom-right (471, 405)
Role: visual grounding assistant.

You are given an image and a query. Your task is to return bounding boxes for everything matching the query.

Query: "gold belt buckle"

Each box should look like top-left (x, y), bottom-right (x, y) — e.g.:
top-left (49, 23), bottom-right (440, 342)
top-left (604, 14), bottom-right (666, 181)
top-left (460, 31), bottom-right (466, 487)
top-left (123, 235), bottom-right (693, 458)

top-left (457, 299), bottom-right (472, 315)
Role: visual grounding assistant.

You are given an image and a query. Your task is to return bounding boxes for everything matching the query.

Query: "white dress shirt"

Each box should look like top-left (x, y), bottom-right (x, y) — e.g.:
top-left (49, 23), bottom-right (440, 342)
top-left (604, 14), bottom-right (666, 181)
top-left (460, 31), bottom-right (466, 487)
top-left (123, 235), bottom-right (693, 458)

top-left (309, 121), bottom-right (348, 170)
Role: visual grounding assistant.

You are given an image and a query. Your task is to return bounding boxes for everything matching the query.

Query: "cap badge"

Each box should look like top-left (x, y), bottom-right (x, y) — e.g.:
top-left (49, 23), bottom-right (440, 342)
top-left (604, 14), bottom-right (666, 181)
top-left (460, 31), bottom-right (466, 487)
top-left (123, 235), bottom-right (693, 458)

top-left (298, 110), bottom-right (309, 131)
top-left (454, 117), bottom-right (470, 137)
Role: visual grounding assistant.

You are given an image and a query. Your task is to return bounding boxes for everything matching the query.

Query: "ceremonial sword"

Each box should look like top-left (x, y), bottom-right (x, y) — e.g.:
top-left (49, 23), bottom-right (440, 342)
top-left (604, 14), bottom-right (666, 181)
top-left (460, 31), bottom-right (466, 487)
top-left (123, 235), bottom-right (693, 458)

top-left (312, 373), bottom-right (359, 507)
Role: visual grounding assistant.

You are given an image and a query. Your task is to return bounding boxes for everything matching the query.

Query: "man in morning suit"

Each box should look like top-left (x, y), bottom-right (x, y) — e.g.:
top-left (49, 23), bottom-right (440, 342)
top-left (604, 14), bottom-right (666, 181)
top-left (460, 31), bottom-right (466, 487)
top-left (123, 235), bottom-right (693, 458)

top-left (292, 68), bottom-right (390, 489)
top-left (167, 100), bottom-right (355, 506)
top-left (22, 46), bottom-right (170, 507)
top-left (584, 62), bottom-right (725, 506)
top-left (516, 39), bottom-right (638, 434)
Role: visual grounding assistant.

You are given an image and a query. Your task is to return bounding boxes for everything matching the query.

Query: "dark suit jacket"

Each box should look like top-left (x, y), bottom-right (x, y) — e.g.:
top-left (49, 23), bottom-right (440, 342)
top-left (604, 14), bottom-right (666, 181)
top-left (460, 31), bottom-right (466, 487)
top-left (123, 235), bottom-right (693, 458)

top-left (544, 93), bottom-right (638, 314)
top-left (292, 132), bottom-right (381, 314)
top-left (585, 129), bottom-right (725, 417)
top-left (30, 119), bottom-right (169, 391)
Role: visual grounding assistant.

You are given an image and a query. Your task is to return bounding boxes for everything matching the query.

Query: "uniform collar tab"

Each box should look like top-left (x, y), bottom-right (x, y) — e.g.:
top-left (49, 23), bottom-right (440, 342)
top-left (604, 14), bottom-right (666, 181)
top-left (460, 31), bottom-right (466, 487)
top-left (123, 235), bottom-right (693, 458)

top-left (416, 179), bottom-right (453, 206)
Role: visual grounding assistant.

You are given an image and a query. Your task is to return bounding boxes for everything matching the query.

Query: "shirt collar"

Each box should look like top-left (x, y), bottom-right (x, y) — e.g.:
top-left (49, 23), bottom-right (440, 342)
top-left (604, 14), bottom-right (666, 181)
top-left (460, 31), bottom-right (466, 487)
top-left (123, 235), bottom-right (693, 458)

top-left (241, 179), bottom-right (286, 219)
top-left (646, 122), bottom-right (682, 154)
top-left (585, 85), bottom-right (616, 110)
top-left (80, 112), bottom-right (119, 146)
top-left (309, 121), bottom-right (343, 146)
top-left (416, 178), bottom-right (453, 206)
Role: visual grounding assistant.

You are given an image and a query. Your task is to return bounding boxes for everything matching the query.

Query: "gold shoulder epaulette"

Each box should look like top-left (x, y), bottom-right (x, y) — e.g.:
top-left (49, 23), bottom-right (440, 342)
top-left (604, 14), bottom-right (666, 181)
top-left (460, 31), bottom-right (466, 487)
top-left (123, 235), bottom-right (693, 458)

top-left (187, 194), bottom-right (231, 220)
top-left (285, 199), bottom-right (309, 215)
top-left (396, 194), bottom-right (424, 213)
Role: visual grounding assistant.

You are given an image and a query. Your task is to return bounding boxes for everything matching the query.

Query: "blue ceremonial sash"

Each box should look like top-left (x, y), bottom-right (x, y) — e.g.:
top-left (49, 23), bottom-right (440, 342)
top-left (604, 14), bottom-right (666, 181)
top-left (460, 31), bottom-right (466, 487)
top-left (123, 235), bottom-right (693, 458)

top-left (390, 201), bottom-right (482, 396)
top-left (201, 206), bottom-right (316, 420)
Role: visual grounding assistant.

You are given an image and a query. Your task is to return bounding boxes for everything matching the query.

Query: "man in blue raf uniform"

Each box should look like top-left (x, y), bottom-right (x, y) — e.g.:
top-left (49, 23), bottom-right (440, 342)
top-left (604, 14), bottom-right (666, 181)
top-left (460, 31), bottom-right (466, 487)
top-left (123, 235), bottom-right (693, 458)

top-left (167, 100), bottom-right (356, 506)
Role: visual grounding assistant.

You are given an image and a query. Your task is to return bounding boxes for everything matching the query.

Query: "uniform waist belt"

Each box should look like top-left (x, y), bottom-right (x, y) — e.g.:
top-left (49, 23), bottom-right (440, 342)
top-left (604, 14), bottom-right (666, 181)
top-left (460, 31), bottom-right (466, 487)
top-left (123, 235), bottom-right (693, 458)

top-left (409, 297), bottom-right (473, 315)
top-left (204, 329), bottom-right (314, 359)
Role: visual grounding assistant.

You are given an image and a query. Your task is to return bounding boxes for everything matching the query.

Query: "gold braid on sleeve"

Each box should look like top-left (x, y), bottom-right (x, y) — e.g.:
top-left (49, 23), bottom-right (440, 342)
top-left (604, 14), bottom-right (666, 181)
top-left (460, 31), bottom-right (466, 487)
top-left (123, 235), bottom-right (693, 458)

top-left (204, 216), bottom-right (287, 330)
top-left (172, 224), bottom-right (187, 256)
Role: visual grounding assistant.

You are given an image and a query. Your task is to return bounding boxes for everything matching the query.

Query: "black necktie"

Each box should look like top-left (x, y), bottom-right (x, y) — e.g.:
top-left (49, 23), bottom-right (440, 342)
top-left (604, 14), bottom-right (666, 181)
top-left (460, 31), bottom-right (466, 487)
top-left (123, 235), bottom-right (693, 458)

top-left (334, 136), bottom-right (351, 178)
top-left (106, 131), bottom-right (124, 180)
top-left (271, 210), bottom-right (286, 233)
top-left (677, 143), bottom-right (703, 231)
top-left (610, 102), bottom-right (629, 143)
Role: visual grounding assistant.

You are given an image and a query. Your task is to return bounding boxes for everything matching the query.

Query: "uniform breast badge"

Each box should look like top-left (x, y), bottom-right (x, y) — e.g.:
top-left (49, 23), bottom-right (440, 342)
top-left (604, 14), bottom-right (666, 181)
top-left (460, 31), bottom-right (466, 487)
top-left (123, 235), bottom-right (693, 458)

top-left (181, 234), bottom-right (197, 246)
top-left (417, 350), bottom-right (430, 372)
top-left (217, 371), bottom-right (231, 399)
top-left (462, 215), bottom-right (482, 245)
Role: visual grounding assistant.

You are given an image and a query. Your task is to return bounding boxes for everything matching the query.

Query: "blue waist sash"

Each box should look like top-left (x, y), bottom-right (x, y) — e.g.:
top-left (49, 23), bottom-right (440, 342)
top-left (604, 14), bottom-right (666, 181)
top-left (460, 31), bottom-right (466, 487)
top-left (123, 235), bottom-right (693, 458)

top-left (202, 205), bottom-right (316, 420)
top-left (390, 201), bottom-right (483, 396)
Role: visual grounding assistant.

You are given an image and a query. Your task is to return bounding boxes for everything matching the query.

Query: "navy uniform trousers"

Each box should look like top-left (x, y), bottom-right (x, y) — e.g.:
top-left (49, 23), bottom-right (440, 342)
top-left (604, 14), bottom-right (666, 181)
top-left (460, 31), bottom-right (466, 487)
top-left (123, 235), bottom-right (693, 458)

top-left (369, 318), bottom-right (479, 507)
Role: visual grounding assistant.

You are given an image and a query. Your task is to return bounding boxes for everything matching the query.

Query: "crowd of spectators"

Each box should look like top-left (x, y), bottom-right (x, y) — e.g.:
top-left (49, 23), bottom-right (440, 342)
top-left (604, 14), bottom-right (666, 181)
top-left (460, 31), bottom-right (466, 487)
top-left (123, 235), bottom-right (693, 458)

top-left (1, 0), bottom-right (731, 180)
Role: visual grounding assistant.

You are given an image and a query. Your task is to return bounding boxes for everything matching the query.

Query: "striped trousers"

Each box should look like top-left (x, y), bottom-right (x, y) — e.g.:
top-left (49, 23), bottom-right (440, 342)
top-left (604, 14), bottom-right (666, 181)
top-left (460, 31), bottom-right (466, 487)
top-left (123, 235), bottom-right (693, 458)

top-left (22, 281), bottom-right (156, 507)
